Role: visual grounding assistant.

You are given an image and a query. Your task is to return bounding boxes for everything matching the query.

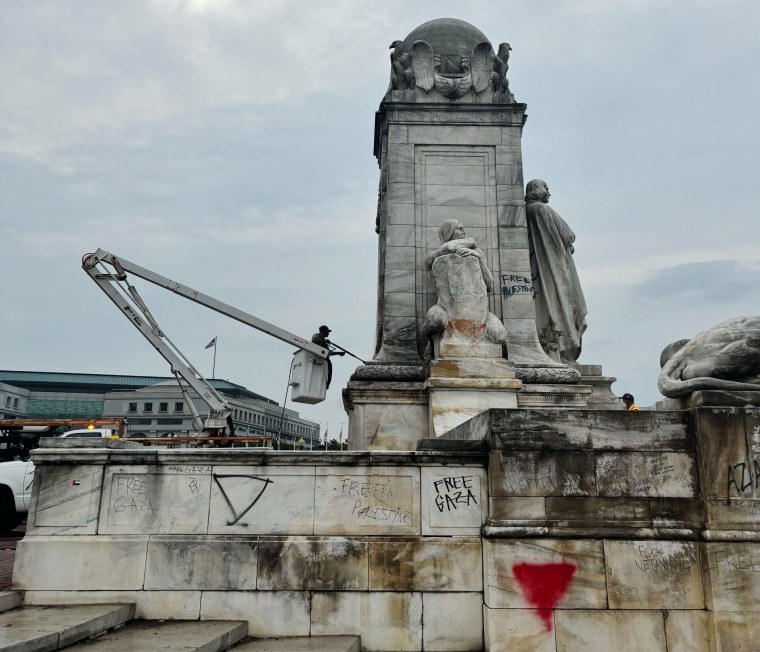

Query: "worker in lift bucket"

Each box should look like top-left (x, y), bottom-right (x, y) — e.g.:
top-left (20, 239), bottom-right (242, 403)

top-left (311, 325), bottom-right (345, 389)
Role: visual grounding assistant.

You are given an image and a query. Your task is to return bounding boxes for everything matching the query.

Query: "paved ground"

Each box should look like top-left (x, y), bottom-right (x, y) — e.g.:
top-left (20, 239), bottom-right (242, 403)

top-left (0, 521), bottom-right (25, 590)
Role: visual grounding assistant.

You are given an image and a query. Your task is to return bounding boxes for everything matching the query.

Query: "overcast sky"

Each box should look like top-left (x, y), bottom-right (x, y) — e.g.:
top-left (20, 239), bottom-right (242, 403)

top-left (2, 0), bottom-right (759, 436)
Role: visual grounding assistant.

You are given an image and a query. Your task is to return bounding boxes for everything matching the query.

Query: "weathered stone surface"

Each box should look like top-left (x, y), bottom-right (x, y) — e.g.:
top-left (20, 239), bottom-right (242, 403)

top-left (704, 542), bottom-right (760, 612)
top-left (408, 124), bottom-right (503, 145)
top-left (257, 536), bottom-right (368, 590)
top-left (422, 592), bottom-right (483, 651)
top-left (664, 610), bottom-right (710, 652)
top-left (0, 603), bottom-right (135, 652)
top-left (694, 408), bottom-right (753, 501)
top-left (484, 607), bottom-right (556, 652)
top-left (429, 357), bottom-right (514, 379)
top-left (99, 464), bottom-right (212, 534)
top-left (676, 390), bottom-right (760, 408)
top-left (421, 467), bottom-right (486, 534)
top-left (545, 497), bottom-right (650, 526)
top-left (649, 497), bottom-right (705, 527)
top-left (145, 536), bottom-right (257, 590)
top-left (429, 387), bottom-right (519, 438)
top-left (595, 453), bottom-right (696, 498)
top-left (369, 537), bottom-right (482, 591)
top-left (313, 466), bottom-right (420, 535)
top-left (604, 540), bottom-right (704, 609)
top-left (62, 619), bottom-right (247, 652)
top-left (208, 465), bottom-right (314, 534)
top-left (345, 389), bottom-right (428, 451)
top-left (311, 591), bottom-right (422, 651)
top-left (30, 463), bottom-right (103, 534)
top-left (516, 384), bottom-right (592, 409)
top-left (712, 612), bottom-right (760, 651)
top-left (555, 610), bottom-right (667, 651)
top-left (705, 498), bottom-right (760, 529)
top-left (489, 409), bottom-right (691, 450)
top-left (491, 497), bottom-right (546, 521)
top-left (201, 590), bottom-right (310, 638)
top-left (23, 590), bottom-right (201, 620)
top-left (484, 539), bottom-right (606, 608)
top-left (13, 536), bottom-right (148, 590)
top-left (489, 450), bottom-right (595, 497)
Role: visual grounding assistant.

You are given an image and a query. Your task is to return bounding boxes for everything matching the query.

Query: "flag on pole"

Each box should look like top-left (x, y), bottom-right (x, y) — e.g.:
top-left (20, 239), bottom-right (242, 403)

top-left (205, 337), bottom-right (217, 349)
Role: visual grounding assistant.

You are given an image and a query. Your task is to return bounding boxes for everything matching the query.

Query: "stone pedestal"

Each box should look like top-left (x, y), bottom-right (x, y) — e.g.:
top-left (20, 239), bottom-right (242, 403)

top-left (425, 345), bottom-right (521, 436)
top-left (575, 363), bottom-right (620, 410)
top-left (342, 381), bottom-right (428, 451)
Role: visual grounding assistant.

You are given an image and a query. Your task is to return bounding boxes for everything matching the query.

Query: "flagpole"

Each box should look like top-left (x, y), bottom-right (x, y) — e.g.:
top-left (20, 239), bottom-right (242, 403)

top-left (212, 337), bottom-right (217, 378)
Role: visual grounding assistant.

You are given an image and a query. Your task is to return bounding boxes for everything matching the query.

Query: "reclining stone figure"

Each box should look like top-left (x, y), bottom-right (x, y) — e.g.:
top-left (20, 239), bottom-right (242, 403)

top-left (658, 315), bottom-right (760, 397)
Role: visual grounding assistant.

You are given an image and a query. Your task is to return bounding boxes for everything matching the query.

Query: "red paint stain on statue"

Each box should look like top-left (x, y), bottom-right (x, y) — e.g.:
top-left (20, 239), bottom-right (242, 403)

top-left (512, 562), bottom-right (576, 631)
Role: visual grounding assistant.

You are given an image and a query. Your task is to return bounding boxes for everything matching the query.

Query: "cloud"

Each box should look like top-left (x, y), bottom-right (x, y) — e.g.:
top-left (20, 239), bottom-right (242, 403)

top-left (632, 260), bottom-right (760, 303)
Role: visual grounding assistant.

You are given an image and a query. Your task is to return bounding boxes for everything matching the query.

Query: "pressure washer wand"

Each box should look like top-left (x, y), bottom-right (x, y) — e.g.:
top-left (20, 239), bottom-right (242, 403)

top-left (329, 342), bottom-right (366, 364)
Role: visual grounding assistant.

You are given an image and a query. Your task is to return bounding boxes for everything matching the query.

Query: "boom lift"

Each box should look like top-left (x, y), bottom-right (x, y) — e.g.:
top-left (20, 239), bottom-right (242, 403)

top-left (82, 249), bottom-right (329, 436)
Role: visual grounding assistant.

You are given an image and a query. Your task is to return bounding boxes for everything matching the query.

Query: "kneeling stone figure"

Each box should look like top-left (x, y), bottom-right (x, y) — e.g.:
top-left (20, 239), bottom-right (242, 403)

top-left (423, 219), bottom-right (507, 354)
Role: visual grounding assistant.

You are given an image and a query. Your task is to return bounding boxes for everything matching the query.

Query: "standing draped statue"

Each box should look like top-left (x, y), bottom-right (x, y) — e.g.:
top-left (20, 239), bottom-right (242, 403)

top-left (525, 179), bottom-right (588, 363)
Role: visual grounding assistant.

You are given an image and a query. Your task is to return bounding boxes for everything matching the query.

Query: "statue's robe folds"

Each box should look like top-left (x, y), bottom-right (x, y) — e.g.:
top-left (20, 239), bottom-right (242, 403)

top-left (526, 200), bottom-right (588, 362)
top-left (424, 253), bottom-right (506, 347)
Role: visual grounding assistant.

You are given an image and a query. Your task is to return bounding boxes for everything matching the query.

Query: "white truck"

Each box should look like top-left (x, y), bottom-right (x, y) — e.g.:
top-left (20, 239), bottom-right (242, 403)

top-left (0, 460), bottom-right (34, 532)
top-left (0, 425), bottom-right (120, 531)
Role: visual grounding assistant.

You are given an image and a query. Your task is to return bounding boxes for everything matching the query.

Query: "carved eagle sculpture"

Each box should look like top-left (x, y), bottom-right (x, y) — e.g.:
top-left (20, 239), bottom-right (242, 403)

top-left (492, 42), bottom-right (512, 93)
top-left (410, 40), bottom-right (495, 99)
top-left (389, 40), bottom-right (415, 90)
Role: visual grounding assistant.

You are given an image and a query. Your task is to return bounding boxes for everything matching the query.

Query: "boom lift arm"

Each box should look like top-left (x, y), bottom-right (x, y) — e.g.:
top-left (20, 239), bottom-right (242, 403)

top-left (82, 249), bottom-right (329, 434)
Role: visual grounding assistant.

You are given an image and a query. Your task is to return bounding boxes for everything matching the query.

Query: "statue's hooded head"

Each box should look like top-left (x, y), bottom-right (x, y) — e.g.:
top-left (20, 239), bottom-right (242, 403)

top-left (438, 219), bottom-right (466, 243)
top-left (525, 179), bottom-right (550, 204)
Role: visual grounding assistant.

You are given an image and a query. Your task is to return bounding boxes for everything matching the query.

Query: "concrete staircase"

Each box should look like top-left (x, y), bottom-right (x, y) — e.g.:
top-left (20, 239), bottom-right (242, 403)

top-left (0, 593), bottom-right (360, 652)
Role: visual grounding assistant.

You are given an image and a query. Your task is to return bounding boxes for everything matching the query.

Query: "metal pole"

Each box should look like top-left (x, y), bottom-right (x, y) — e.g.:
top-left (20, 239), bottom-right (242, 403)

top-left (277, 362), bottom-right (294, 450)
top-left (212, 338), bottom-right (217, 378)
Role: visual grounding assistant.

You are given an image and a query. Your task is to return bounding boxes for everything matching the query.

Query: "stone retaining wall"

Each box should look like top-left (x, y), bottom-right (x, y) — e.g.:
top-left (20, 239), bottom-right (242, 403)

top-left (13, 408), bottom-right (760, 651)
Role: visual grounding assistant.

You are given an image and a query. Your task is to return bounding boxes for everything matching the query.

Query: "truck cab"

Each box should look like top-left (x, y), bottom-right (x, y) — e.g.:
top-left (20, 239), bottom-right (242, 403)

top-left (59, 428), bottom-right (120, 438)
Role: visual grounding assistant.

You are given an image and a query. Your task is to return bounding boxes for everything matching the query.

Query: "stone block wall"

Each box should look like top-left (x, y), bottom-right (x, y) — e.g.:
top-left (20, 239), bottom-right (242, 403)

top-left (445, 407), bottom-right (760, 651)
top-left (15, 449), bottom-right (488, 651)
top-left (14, 408), bottom-right (760, 650)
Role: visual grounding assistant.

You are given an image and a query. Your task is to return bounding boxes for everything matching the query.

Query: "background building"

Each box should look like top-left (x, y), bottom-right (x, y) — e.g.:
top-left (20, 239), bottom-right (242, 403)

top-left (0, 381), bottom-right (29, 419)
top-left (0, 371), bottom-right (320, 448)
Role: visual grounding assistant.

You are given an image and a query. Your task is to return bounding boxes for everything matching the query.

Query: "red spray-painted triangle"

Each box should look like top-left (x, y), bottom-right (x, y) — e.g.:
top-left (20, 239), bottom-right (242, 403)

top-left (512, 562), bottom-right (576, 631)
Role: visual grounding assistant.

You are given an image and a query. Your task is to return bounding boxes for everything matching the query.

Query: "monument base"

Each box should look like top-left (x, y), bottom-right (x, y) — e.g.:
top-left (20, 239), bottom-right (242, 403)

top-left (343, 381), bottom-right (428, 450)
top-left (576, 363), bottom-right (620, 410)
top-left (425, 345), bottom-right (522, 437)
top-left (15, 407), bottom-right (760, 651)
top-left (657, 390), bottom-right (760, 409)
top-left (516, 383), bottom-right (592, 408)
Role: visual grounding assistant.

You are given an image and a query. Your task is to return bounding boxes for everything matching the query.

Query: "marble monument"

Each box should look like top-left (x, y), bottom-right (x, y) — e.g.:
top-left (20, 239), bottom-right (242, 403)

top-left (344, 18), bottom-right (617, 450)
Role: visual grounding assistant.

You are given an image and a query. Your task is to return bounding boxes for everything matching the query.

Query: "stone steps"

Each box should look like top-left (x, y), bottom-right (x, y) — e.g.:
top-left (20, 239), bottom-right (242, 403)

top-left (0, 590), bottom-right (22, 613)
top-left (0, 603), bottom-right (134, 651)
top-left (64, 618), bottom-right (247, 651)
top-left (229, 636), bottom-right (361, 651)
